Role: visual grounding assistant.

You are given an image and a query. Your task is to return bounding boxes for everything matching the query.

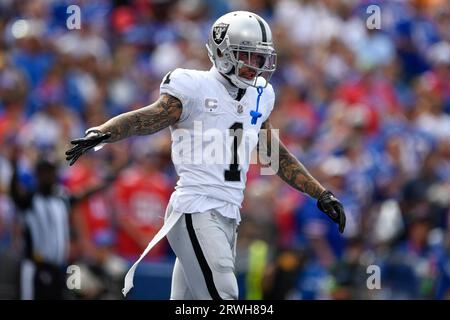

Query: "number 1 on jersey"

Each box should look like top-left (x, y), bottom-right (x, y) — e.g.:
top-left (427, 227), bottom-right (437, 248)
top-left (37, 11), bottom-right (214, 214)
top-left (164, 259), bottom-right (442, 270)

top-left (224, 122), bottom-right (243, 182)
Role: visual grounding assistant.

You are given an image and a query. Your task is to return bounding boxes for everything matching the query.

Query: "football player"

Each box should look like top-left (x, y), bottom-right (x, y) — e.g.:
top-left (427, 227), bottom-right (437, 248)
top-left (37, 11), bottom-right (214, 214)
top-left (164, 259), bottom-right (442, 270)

top-left (65, 11), bottom-right (346, 300)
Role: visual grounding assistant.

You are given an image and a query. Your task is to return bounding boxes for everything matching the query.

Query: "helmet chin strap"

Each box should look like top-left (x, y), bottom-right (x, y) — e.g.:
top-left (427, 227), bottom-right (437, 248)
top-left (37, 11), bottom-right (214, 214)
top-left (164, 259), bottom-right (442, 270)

top-left (220, 67), bottom-right (249, 90)
top-left (229, 75), bottom-right (250, 89)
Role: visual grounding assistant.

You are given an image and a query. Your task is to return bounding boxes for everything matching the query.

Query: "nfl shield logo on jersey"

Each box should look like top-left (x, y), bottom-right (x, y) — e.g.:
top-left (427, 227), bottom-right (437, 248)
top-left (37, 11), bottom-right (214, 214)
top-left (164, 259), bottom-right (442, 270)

top-left (213, 23), bottom-right (229, 45)
top-left (237, 104), bottom-right (244, 114)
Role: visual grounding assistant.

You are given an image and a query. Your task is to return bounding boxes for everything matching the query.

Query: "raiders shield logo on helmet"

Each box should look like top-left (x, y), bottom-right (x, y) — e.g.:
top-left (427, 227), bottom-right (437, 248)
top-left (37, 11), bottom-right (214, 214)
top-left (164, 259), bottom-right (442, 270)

top-left (213, 23), bottom-right (229, 45)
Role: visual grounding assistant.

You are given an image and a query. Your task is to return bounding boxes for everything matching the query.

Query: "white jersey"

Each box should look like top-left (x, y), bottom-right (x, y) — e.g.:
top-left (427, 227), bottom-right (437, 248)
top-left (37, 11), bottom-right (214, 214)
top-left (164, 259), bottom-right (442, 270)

top-left (160, 67), bottom-right (275, 222)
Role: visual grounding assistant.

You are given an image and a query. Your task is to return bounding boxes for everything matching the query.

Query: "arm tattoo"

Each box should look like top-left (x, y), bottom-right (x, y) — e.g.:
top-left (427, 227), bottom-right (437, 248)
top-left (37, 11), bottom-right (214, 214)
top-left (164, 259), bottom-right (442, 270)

top-left (96, 94), bottom-right (182, 142)
top-left (259, 120), bottom-right (325, 199)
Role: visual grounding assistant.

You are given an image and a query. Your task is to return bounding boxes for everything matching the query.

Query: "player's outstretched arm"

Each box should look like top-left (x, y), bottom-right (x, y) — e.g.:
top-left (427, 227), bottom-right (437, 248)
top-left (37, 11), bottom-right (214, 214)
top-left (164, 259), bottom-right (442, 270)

top-left (259, 120), bottom-right (346, 233)
top-left (259, 120), bottom-right (325, 197)
top-left (65, 93), bottom-right (182, 166)
top-left (91, 93), bottom-right (182, 142)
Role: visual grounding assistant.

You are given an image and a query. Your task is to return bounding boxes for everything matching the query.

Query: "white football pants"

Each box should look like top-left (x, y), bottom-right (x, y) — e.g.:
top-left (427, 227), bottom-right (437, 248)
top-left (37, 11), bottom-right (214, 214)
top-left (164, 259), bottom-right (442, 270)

top-left (165, 202), bottom-right (238, 300)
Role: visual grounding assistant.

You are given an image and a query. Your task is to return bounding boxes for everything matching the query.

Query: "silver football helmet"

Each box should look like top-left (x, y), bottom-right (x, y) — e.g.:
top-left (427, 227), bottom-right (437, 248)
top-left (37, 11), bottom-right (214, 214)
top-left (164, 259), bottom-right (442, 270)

top-left (206, 11), bottom-right (277, 89)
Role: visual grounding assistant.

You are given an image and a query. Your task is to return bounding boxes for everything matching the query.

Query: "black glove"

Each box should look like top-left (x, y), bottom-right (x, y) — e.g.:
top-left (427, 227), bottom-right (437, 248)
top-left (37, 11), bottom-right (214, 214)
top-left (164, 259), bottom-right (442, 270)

top-left (317, 190), bottom-right (346, 234)
top-left (65, 129), bottom-right (111, 166)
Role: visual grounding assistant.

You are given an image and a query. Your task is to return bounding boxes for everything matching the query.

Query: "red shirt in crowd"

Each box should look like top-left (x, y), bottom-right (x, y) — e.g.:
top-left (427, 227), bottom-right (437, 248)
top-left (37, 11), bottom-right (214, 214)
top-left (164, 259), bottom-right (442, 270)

top-left (113, 166), bottom-right (172, 261)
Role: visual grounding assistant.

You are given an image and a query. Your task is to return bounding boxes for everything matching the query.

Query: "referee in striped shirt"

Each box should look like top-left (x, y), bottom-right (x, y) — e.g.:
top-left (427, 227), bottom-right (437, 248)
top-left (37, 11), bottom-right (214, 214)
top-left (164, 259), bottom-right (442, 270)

top-left (10, 154), bottom-right (117, 300)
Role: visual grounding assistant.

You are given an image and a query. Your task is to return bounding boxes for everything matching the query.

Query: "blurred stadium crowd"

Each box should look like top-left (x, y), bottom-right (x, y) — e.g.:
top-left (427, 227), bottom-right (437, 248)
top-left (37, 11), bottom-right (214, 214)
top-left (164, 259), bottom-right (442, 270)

top-left (0, 0), bottom-right (449, 300)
